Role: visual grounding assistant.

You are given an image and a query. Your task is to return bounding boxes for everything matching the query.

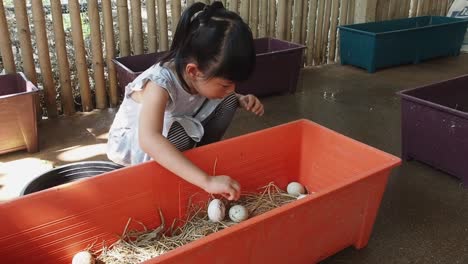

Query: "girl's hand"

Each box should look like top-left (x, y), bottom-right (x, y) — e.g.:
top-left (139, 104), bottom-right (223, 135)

top-left (204, 175), bottom-right (241, 201)
top-left (238, 94), bottom-right (264, 116)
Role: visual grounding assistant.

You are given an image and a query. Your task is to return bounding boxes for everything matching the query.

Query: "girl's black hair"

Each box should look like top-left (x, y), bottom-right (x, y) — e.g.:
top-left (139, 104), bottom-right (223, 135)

top-left (160, 1), bottom-right (255, 86)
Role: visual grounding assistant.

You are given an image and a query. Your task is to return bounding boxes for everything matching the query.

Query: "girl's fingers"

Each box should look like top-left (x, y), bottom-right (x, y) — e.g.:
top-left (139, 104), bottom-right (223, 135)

top-left (240, 97), bottom-right (249, 108)
top-left (252, 101), bottom-right (262, 113)
top-left (246, 96), bottom-right (255, 110)
top-left (231, 181), bottom-right (240, 192)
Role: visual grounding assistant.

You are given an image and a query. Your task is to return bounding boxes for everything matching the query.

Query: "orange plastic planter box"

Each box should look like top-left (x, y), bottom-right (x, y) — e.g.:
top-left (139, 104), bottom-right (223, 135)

top-left (0, 120), bottom-right (400, 263)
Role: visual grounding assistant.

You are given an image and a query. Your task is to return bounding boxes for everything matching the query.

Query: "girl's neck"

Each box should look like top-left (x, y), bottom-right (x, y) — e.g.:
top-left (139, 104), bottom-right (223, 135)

top-left (181, 71), bottom-right (199, 95)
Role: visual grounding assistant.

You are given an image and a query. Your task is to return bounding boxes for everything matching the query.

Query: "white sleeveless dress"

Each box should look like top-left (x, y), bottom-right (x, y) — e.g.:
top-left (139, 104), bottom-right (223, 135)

top-left (107, 62), bottom-right (222, 166)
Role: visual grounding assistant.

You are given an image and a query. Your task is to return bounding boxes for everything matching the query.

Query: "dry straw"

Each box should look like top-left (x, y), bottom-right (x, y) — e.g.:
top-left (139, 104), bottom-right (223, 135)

top-left (96, 182), bottom-right (298, 264)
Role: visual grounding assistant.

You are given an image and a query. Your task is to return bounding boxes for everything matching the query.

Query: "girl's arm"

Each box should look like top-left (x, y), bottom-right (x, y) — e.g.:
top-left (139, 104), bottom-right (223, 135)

top-left (138, 81), bottom-right (240, 200)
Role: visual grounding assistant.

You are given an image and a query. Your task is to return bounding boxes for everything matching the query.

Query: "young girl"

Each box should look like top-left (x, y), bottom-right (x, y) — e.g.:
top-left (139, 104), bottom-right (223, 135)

top-left (107, 1), bottom-right (263, 201)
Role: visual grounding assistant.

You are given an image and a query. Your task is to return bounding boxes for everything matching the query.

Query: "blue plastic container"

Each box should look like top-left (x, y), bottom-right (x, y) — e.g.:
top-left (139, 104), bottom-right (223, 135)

top-left (339, 16), bottom-right (468, 73)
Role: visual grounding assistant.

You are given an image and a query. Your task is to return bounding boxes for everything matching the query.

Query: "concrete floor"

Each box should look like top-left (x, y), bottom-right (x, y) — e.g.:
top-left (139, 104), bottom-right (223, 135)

top-left (1, 54), bottom-right (468, 263)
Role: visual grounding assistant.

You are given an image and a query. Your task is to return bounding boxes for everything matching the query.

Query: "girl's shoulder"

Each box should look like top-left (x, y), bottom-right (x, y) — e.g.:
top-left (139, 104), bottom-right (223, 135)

top-left (125, 61), bottom-right (179, 95)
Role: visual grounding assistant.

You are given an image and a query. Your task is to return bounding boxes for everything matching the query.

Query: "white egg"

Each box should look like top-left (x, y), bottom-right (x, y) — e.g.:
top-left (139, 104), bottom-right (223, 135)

top-left (297, 194), bottom-right (308, 200)
top-left (72, 251), bottom-right (95, 264)
top-left (229, 205), bottom-right (249, 223)
top-left (207, 199), bottom-right (225, 222)
top-left (287, 182), bottom-right (306, 197)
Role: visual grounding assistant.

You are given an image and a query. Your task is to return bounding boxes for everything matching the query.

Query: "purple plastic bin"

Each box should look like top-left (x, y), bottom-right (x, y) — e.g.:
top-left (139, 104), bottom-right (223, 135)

top-left (113, 38), bottom-right (305, 98)
top-left (112, 51), bottom-right (168, 95)
top-left (398, 74), bottom-right (468, 186)
top-left (0, 73), bottom-right (40, 154)
top-left (236, 37), bottom-right (306, 97)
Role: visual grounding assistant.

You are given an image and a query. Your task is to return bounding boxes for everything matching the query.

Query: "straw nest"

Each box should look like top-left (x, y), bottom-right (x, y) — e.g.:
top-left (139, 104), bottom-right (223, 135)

top-left (94, 182), bottom-right (298, 264)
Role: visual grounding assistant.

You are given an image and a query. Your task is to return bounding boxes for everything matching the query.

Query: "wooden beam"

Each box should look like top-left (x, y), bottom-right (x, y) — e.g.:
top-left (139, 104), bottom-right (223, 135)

top-left (50, 0), bottom-right (74, 115)
top-left (117, 0), bottom-right (131, 56)
top-left (102, 0), bottom-right (119, 107)
top-left (31, 0), bottom-right (57, 117)
top-left (69, 0), bottom-right (93, 111)
top-left (0, 0), bottom-right (16, 73)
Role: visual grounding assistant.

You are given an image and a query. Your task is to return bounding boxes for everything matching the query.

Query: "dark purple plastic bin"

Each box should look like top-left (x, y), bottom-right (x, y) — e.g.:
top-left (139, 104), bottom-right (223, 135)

top-left (398, 74), bottom-right (468, 186)
top-left (0, 73), bottom-right (40, 154)
top-left (112, 51), bottom-right (168, 95)
top-left (113, 38), bottom-right (305, 97)
top-left (236, 37), bottom-right (306, 97)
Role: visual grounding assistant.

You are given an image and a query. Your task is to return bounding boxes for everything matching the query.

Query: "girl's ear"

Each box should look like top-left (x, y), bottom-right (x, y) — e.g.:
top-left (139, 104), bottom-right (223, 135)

top-left (185, 63), bottom-right (202, 79)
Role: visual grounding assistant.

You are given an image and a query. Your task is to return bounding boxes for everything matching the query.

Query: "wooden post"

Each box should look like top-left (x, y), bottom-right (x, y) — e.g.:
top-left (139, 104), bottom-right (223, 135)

top-left (229, 0), bottom-right (239, 13)
top-left (89, 0), bottom-right (107, 109)
top-left (430, 0), bottom-right (438, 15)
top-left (403, 0), bottom-right (411, 18)
top-left (405, 0), bottom-right (411, 18)
top-left (440, 0), bottom-right (448, 16)
top-left (321, 0), bottom-right (332, 64)
top-left (347, 0), bottom-right (356, 24)
top-left (380, 0), bottom-right (390, 20)
top-left (416, 0), bottom-right (423, 16)
top-left (336, 0), bottom-right (348, 62)
top-left (259, 0), bottom-right (268, 37)
top-left (102, 0), bottom-right (119, 107)
top-left (340, 0), bottom-right (349, 24)
top-left (241, 0), bottom-right (250, 23)
top-left (117, 0), bottom-right (131, 56)
top-left (422, 0), bottom-right (430, 15)
top-left (13, 0), bottom-right (37, 85)
top-left (314, 0), bottom-right (325, 64)
top-left (435, 0), bottom-right (442, 15)
top-left (31, 0), bottom-right (57, 117)
top-left (427, 0), bottom-right (433, 15)
top-left (375, 0), bottom-right (383, 20)
top-left (15, 0), bottom-right (41, 121)
top-left (130, 0), bottom-right (144, 55)
top-left (0, 0), bottom-right (16, 73)
top-left (287, 0), bottom-right (294, 40)
top-left (301, 0), bottom-right (309, 44)
top-left (148, 0), bottom-right (158, 53)
top-left (329, 0), bottom-right (340, 62)
top-left (398, 0), bottom-right (405, 18)
top-left (171, 0), bottom-right (181, 34)
top-left (306, 0), bottom-right (318, 65)
top-left (354, 0), bottom-right (378, 23)
top-left (434, 0), bottom-right (439, 15)
top-left (428, 0), bottom-right (434, 15)
top-left (157, 0), bottom-right (169, 50)
top-left (447, 0), bottom-right (453, 14)
top-left (389, 0), bottom-right (398, 19)
top-left (438, 0), bottom-right (445, 16)
top-left (50, 0), bottom-right (74, 115)
top-left (410, 0), bottom-right (419, 17)
top-left (277, 0), bottom-right (288, 39)
top-left (292, 0), bottom-right (304, 43)
top-left (251, 0), bottom-right (259, 37)
top-left (440, 0), bottom-right (446, 15)
top-left (69, 0), bottom-right (93, 112)
top-left (269, 0), bottom-right (277, 37)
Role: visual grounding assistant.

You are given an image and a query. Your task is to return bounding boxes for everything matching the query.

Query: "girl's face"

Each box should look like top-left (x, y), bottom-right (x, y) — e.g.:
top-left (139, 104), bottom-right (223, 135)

top-left (185, 63), bottom-right (236, 99)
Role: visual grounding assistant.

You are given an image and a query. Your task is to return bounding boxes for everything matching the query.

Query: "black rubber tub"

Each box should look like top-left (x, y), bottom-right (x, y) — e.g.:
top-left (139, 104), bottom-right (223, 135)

top-left (21, 161), bottom-right (124, 195)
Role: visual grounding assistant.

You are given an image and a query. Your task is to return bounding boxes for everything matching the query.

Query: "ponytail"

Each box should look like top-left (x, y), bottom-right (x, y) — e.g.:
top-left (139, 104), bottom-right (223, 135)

top-left (159, 1), bottom-right (255, 86)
